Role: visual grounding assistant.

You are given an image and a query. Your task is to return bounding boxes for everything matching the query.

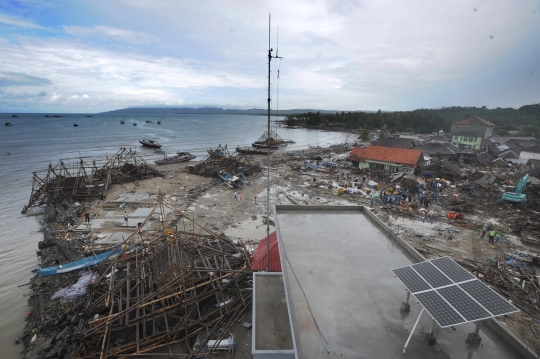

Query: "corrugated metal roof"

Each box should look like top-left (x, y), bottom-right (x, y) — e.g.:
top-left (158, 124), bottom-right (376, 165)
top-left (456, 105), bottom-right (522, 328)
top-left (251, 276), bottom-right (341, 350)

top-left (251, 231), bottom-right (281, 272)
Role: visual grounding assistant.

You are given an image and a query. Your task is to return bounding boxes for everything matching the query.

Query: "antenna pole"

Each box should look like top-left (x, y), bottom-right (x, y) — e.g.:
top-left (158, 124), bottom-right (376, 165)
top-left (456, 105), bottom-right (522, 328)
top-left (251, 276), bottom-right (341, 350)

top-left (266, 14), bottom-right (282, 272)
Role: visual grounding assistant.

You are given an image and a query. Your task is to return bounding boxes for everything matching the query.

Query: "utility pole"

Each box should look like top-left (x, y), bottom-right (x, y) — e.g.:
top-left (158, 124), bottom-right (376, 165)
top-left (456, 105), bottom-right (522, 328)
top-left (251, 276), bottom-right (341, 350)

top-left (266, 14), bottom-right (282, 272)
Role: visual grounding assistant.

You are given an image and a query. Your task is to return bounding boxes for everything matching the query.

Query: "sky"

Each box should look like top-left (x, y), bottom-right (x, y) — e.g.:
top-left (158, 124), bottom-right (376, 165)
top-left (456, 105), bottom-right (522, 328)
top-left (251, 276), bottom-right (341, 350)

top-left (0, 0), bottom-right (539, 113)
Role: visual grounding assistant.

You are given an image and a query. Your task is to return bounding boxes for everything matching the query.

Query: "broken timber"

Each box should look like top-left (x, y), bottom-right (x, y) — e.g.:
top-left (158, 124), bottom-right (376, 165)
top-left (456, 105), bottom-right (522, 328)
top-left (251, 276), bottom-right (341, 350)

top-left (70, 194), bottom-right (252, 358)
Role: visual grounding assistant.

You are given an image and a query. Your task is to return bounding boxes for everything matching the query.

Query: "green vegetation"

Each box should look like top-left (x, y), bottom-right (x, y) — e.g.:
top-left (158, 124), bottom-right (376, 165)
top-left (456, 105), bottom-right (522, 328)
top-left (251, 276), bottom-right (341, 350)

top-left (284, 104), bottom-right (540, 134)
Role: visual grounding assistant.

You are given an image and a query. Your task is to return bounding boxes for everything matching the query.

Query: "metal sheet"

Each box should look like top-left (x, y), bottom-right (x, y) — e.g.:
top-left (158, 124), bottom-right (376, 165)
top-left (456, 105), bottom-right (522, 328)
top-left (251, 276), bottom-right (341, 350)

top-left (437, 286), bottom-right (491, 322)
top-left (431, 256), bottom-right (475, 283)
top-left (415, 291), bottom-right (466, 328)
top-left (392, 266), bottom-right (431, 294)
top-left (459, 280), bottom-right (519, 316)
top-left (411, 261), bottom-right (453, 288)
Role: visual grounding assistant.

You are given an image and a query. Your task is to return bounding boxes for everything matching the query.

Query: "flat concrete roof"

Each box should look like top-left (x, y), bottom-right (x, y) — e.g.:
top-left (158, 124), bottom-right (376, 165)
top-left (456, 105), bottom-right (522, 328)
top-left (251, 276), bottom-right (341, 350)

top-left (274, 207), bottom-right (522, 359)
top-left (254, 273), bottom-right (295, 351)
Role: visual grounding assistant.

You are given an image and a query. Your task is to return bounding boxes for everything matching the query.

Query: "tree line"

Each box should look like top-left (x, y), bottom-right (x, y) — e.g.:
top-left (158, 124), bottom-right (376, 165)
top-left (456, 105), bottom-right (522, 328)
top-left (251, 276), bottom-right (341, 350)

top-left (284, 104), bottom-right (540, 136)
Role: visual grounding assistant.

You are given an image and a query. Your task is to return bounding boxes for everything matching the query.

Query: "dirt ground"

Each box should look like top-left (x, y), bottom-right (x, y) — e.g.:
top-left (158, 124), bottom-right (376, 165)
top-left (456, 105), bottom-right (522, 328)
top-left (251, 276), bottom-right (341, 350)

top-left (69, 147), bottom-right (540, 357)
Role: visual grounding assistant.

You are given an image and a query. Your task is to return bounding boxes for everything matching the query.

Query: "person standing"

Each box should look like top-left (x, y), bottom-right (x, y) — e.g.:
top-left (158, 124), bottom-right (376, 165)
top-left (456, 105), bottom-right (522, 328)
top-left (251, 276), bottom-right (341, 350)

top-left (480, 228), bottom-right (486, 239)
top-left (254, 196), bottom-right (257, 203)
top-left (84, 212), bottom-right (90, 223)
top-left (234, 191), bottom-right (237, 199)
top-left (488, 229), bottom-right (496, 244)
top-left (124, 211), bottom-right (128, 226)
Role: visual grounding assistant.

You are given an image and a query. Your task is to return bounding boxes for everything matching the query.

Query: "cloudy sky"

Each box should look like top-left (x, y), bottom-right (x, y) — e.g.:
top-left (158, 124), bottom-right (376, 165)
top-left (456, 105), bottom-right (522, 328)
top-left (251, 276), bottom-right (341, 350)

top-left (0, 0), bottom-right (539, 113)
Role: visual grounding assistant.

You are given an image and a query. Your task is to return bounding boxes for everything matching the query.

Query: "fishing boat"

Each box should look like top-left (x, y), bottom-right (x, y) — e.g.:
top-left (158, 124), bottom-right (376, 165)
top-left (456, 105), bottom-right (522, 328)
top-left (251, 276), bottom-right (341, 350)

top-left (236, 146), bottom-right (276, 155)
top-left (133, 123), bottom-right (137, 126)
top-left (120, 115), bottom-right (125, 124)
top-left (5, 122), bottom-right (12, 126)
top-left (11, 114), bottom-right (18, 117)
top-left (218, 171), bottom-right (250, 188)
top-left (34, 246), bottom-right (123, 276)
top-left (251, 142), bottom-right (280, 150)
top-left (139, 138), bottom-right (162, 148)
top-left (157, 116), bottom-right (164, 124)
top-left (73, 123), bottom-right (79, 127)
top-left (145, 120), bottom-right (153, 123)
top-left (154, 152), bottom-right (196, 165)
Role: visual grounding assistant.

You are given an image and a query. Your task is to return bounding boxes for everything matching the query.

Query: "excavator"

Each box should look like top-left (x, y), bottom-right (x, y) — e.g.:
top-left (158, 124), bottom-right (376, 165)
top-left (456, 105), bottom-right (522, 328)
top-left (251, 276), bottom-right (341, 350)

top-left (502, 174), bottom-right (529, 203)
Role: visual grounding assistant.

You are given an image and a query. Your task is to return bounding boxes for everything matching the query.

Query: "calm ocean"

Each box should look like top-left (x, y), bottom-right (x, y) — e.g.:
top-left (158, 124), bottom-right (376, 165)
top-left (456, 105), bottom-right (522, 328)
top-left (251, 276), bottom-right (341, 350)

top-left (0, 112), bottom-right (348, 356)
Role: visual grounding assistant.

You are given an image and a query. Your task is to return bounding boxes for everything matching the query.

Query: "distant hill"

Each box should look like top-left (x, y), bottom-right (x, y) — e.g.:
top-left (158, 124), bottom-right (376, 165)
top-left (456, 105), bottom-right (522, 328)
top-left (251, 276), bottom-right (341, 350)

top-left (102, 107), bottom-right (371, 115)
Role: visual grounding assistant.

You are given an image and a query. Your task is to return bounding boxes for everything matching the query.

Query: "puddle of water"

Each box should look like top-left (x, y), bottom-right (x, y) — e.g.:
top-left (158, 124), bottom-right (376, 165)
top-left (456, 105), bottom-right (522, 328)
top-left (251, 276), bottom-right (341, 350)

top-left (224, 217), bottom-right (271, 243)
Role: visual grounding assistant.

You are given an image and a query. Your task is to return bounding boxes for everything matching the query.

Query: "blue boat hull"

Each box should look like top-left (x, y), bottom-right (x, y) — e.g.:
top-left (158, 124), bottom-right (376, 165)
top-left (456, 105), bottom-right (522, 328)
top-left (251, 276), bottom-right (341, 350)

top-left (36, 248), bottom-right (122, 276)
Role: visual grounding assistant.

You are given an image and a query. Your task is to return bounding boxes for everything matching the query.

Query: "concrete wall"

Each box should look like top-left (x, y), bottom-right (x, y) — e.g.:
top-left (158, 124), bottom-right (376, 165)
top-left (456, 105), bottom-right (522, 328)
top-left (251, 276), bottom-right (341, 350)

top-left (451, 135), bottom-right (482, 150)
top-left (450, 124), bottom-right (494, 138)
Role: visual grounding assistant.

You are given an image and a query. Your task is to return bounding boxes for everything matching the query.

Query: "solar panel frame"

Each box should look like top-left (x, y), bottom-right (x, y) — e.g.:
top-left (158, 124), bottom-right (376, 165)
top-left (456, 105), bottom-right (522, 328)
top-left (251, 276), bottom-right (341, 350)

top-left (431, 257), bottom-right (476, 283)
top-left (459, 280), bottom-right (519, 316)
top-left (393, 257), bottom-right (519, 328)
top-left (410, 261), bottom-right (453, 289)
top-left (392, 266), bottom-right (432, 294)
top-left (437, 286), bottom-right (492, 322)
top-left (415, 291), bottom-right (466, 328)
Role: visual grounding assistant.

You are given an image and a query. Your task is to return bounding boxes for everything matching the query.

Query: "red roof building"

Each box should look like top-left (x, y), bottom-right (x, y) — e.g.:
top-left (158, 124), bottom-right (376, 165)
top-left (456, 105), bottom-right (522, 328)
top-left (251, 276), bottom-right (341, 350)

top-left (251, 231), bottom-right (281, 272)
top-left (349, 145), bottom-right (423, 173)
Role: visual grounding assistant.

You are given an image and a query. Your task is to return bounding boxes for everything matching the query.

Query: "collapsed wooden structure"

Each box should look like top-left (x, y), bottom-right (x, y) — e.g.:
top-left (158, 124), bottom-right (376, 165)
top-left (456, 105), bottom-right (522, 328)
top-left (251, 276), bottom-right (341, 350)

top-left (189, 144), bottom-right (262, 178)
top-left (72, 195), bottom-right (252, 358)
top-left (22, 148), bottom-right (163, 213)
top-left (22, 158), bottom-right (110, 213)
top-left (96, 147), bottom-right (164, 184)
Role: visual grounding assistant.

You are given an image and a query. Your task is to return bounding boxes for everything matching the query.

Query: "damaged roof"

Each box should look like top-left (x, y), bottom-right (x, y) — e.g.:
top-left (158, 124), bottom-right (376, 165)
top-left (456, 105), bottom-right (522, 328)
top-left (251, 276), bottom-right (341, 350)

top-left (349, 145), bottom-right (423, 167)
top-left (452, 116), bottom-right (495, 126)
top-left (371, 137), bottom-right (416, 149)
top-left (416, 142), bottom-right (460, 155)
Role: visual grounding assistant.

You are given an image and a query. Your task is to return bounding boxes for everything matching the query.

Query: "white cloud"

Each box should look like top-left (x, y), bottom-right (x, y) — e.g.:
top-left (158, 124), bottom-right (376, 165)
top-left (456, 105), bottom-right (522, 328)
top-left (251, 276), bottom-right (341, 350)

top-left (0, 13), bottom-right (45, 29)
top-left (63, 25), bottom-right (156, 43)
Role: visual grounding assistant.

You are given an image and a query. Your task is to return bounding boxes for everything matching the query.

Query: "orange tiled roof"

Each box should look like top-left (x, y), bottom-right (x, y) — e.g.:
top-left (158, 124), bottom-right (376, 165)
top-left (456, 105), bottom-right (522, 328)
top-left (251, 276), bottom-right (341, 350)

top-left (349, 145), bottom-right (423, 167)
top-left (452, 116), bottom-right (495, 126)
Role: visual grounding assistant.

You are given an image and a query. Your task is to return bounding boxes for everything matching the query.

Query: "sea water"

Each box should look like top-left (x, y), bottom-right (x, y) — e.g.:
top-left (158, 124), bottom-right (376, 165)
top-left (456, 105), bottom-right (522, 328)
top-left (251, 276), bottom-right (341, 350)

top-left (0, 112), bottom-right (348, 357)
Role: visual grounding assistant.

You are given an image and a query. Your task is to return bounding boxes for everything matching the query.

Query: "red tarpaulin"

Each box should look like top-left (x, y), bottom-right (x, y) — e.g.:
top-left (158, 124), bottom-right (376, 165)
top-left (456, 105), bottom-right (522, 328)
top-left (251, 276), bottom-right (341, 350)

top-left (251, 231), bottom-right (282, 272)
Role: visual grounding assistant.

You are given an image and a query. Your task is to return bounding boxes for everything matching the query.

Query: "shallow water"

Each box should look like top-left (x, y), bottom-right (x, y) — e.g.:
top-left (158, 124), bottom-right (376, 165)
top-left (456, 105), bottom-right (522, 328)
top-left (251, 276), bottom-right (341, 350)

top-left (0, 112), bottom-right (349, 357)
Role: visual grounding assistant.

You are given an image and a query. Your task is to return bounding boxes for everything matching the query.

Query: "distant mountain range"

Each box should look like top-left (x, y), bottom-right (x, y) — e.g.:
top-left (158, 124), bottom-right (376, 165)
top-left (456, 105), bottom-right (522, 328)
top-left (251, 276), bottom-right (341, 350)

top-left (102, 107), bottom-right (373, 115)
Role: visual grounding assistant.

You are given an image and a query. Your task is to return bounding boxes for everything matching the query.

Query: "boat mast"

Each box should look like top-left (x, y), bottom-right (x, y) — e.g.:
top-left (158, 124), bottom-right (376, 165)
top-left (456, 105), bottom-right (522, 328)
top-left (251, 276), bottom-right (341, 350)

top-left (266, 14), bottom-right (281, 272)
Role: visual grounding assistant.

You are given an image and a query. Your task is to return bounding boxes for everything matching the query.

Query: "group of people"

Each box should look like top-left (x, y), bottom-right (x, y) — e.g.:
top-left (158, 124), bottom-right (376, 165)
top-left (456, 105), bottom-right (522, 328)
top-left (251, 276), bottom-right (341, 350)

top-left (481, 225), bottom-right (503, 244)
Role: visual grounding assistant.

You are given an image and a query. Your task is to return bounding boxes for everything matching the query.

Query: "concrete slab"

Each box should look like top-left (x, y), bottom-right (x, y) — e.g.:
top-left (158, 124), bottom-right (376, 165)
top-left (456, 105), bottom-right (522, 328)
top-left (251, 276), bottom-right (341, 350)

top-left (130, 208), bottom-right (154, 218)
top-left (274, 207), bottom-right (523, 359)
top-left (253, 273), bottom-right (295, 355)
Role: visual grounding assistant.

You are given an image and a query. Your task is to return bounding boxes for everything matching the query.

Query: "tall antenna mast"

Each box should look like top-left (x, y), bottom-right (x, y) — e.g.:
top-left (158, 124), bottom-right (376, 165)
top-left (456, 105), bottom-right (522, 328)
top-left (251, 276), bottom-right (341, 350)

top-left (266, 14), bottom-right (282, 272)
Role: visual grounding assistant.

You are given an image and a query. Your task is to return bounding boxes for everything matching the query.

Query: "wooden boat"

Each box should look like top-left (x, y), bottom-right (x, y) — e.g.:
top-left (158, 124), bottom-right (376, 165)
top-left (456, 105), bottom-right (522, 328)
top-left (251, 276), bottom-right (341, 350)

top-left (133, 123), bottom-right (137, 126)
top-left (145, 120), bottom-right (153, 123)
top-left (120, 120), bottom-right (125, 124)
top-left (207, 149), bottom-right (225, 159)
top-left (236, 146), bottom-right (276, 155)
top-left (34, 246), bottom-right (123, 276)
top-left (218, 171), bottom-right (250, 188)
top-left (157, 116), bottom-right (163, 124)
top-left (155, 152), bottom-right (196, 165)
top-left (5, 122), bottom-right (12, 126)
top-left (140, 138), bottom-right (162, 148)
top-left (251, 142), bottom-right (279, 150)
top-left (73, 123), bottom-right (79, 127)
top-left (11, 114), bottom-right (18, 117)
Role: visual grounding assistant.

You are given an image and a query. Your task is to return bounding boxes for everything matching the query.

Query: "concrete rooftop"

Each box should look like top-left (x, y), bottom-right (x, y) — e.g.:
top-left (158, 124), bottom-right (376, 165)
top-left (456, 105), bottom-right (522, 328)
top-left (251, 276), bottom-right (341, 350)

top-left (274, 207), bottom-right (523, 359)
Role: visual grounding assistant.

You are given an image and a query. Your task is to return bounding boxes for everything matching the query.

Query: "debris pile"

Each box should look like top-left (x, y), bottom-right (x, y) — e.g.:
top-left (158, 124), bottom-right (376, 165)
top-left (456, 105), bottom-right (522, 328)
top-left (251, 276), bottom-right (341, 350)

top-left (189, 144), bottom-right (261, 178)
top-left (66, 197), bottom-right (252, 358)
top-left (96, 147), bottom-right (164, 184)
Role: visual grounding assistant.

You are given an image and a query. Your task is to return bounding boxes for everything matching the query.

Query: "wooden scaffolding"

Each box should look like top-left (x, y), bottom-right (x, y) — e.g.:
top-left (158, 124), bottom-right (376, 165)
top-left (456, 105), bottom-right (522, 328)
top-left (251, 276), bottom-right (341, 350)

top-left (71, 195), bottom-right (252, 358)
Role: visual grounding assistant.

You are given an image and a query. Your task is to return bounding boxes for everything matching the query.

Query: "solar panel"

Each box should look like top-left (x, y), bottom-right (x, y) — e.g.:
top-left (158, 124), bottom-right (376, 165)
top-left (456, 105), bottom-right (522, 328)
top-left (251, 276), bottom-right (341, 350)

top-left (393, 257), bottom-right (519, 328)
top-left (411, 261), bottom-right (453, 288)
top-left (459, 280), bottom-right (519, 316)
top-left (437, 286), bottom-right (491, 321)
top-left (415, 291), bottom-right (466, 327)
top-left (431, 257), bottom-right (475, 283)
top-left (392, 266), bottom-right (431, 294)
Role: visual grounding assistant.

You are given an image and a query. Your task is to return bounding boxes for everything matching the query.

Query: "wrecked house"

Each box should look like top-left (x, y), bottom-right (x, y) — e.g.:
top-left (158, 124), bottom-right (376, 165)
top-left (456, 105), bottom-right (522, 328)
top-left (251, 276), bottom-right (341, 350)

top-left (415, 142), bottom-right (461, 162)
top-left (422, 159), bottom-right (467, 181)
top-left (371, 137), bottom-right (417, 149)
top-left (349, 145), bottom-right (423, 174)
top-left (70, 197), bottom-right (252, 358)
